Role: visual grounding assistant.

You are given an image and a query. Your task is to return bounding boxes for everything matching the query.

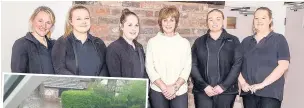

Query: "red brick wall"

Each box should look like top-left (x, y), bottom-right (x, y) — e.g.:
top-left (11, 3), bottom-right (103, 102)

top-left (73, 1), bottom-right (213, 108)
top-left (74, 1), bottom-right (209, 46)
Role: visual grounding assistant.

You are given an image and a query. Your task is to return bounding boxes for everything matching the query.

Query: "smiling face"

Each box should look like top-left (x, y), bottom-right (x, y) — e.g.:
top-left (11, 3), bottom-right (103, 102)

top-left (161, 16), bottom-right (176, 35)
top-left (31, 11), bottom-right (53, 37)
top-left (254, 9), bottom-right (272, 32)
top-left (121, 14), bottom-right (139, 40)
top-left (207, 11), bottom-right (224, 32)
top-left (70, 9), bottom-right (91, 34)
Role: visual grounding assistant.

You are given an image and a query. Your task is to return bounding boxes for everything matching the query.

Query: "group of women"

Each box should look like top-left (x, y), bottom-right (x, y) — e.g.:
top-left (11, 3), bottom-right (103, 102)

top-left (11, 4), bottom-right (290, 108)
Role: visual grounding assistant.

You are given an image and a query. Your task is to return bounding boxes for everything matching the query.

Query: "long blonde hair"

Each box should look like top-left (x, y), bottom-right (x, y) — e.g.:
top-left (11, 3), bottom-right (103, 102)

top-left (29, 6), bottom-right (55, 38)
top-left (64, 5), bottom-right (90, 37)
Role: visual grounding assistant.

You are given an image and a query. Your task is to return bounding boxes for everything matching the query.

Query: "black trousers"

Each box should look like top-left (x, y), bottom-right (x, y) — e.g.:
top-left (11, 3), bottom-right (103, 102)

top-left (193, 91), bottom-right (236, 108)
top-left (242, 94), bottom-right (281, 108)
top-left (149, 89), bottom-right (188, 108)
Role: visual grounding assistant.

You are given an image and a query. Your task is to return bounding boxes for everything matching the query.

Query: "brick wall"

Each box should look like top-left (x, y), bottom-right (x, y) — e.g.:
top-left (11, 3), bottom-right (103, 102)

top-left (73, 1), bottom-right (215, 108)
top-left (73, 1), bottom-right (209, 47)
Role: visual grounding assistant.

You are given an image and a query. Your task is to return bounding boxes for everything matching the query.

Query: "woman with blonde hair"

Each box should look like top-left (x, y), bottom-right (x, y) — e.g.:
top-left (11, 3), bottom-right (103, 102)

top-left (146, 6), bottom-right (191, 108)
top-left (239, 7), bottom-right (290, 108)
top-left (11, 6), bottom-right (56, 74)
top-left (52, 5), bottom-right (108, 76)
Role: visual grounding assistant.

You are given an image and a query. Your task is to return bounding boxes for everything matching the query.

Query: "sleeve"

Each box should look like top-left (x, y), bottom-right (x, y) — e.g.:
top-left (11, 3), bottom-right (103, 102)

top-left (98, 40), bottom-right (109, 76)
top-left (145, 40), bottom-right (161, 83)
top-left (11, 39), bottom-right (28, 73)
top-left (106, 45), bottom-right (122, 77)
top-left (219, 37), bottom-right (243, 91)
top-left (190, 39), bottom-right (209, 91)
top-left (179, 40), bottom-right (192, 81)
top-left (51, 37), bottom-right (74, 75)
top-left (277, 35), bottom-right (290, 61)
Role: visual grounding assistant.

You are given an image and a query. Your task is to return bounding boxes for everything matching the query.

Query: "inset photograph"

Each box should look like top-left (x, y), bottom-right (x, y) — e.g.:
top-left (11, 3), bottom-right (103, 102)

top-left (3, 73), bottom-right (148, 108)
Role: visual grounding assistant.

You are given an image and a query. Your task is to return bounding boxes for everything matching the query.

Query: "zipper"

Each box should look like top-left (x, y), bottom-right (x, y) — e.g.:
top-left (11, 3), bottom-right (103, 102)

top-left (36, 45), bottom-right (44, 74)
top-left (71, 40), bottom-right (79, 75)
top-left (217, 40), bottom-right (226, 83)
top-left (206, 42), bottom-right (210, 83)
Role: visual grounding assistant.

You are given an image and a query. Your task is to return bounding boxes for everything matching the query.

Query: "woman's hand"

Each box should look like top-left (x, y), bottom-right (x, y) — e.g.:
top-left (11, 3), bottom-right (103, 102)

top-left (241, 82), bottom-right (251, 92)
top-left (214, 85), bottom-right (224, 94)
top-left (250, 83), bottom-right (266, 93)
top-left (164, 84), bottom-right (177, 100)
top-left (204, 85), bottom-right (218, 97)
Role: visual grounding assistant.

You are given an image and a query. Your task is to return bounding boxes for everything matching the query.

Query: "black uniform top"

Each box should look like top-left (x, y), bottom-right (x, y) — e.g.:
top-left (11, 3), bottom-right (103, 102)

top-left (240, 31), bottom-right (290, 101)
top-left (206, 34), bottom-right (224, 86)
top-left (11, 32), bottom-right (55, 74)
top-left (106, 37), bottom-right (147, 78)
top-left (52, 33), bottom-right (108, 76)
top-left (71, 35), bottom-right (101, 76)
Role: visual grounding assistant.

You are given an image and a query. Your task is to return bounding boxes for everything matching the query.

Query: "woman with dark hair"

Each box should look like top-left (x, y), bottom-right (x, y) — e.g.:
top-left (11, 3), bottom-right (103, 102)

top-left (191, 9), bottom-right (242, 108)
top-left (106, 8), bottom-right (147, 78)
top-left (52, 5), bottom-right (108, 76)
top-left (239, 7), bottom-right (290, 108)
top-left (11, 6), bottom-right (56, 74)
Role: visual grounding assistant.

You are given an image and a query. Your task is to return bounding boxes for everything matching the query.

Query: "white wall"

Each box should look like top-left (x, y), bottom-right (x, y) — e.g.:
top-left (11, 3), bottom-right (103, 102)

top-left (222, 7), bottom-right (254, 41)
top-left (1, 1), bottom-right (72, 72)
top-left (225, 1), bottom-right (286, 35)
top-left (207, 6), bottom-right (254, 42)
top-left (282, 8), bottom-right (304, 108)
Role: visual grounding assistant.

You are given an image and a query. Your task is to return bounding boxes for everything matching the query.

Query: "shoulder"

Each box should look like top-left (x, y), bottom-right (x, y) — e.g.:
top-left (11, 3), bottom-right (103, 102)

top-left (107, 40), bottom-right (124, 56)
top-left (13, 36), bottom-right (30, 49)
top-left (147, 35), bottom-right (159, 46)
top-left (179, 37), bottom-right (191, 46)
top-left (225, 33), bottom-right (241, 44)
top-left (241, 36), bottom-right (253, 43)
top-left (90, 35), bottom-right (106, 47)
top-left (271, 32), bottom-right (288, 46)
top-left (14, 36), bottom-right (28, 45)
top-left (272, 32), bottom-right (286, 40)
top-left (228, 33), bottom-right (239, 40)
top-left (107, 39), bottom-right (122, 51)
top-left (149, 34), bottom-right (160, 41)
top-left (90, 35), bottom-right (103, 42)
top-left (56, 36), bottom-right (68, 43)
top-left (193, 33), bottom-right (207, 46)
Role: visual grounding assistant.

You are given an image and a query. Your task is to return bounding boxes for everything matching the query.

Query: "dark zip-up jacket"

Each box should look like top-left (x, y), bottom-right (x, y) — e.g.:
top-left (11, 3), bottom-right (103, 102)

top-left (106, 37), bottom-right (148, 78)
top-left (11, 32), bottom-right (55, 74)
top-left (51, 33), bottom-right (108, 76)
top-left (191, 29), bottom-right (242, 94)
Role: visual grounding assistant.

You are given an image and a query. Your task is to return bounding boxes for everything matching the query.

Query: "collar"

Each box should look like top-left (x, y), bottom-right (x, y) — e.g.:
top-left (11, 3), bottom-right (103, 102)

top-left (68, 32), bottom-right (95, 42)
top-left (156, 32), bottom-right (181, 39)
top-left (250, 31), bottom-right (275, 41)
top-left (205, 28), bottom-right (231, 40)
top-left (25, 32), bottom-right (51, 45)
top-left (118, 37), bottom-right (140, 49)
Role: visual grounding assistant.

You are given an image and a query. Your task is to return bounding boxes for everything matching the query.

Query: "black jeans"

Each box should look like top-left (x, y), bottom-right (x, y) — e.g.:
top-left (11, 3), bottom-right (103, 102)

top-left (149, 89), bottom-right (188, 108)
top-left (242, 94), bottom-right (281, 108)
top-left (193, 91), bottom-right (236, 108)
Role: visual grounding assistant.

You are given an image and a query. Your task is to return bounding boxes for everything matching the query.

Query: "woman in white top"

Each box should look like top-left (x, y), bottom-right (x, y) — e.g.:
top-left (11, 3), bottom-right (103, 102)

top-left (146, 6), bottom-right (191, 108)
